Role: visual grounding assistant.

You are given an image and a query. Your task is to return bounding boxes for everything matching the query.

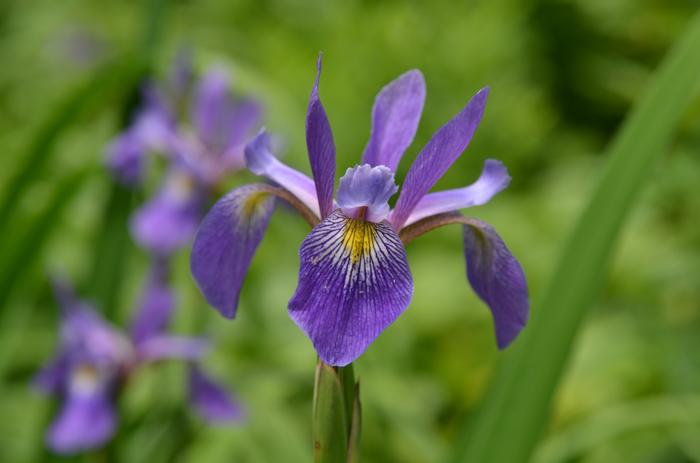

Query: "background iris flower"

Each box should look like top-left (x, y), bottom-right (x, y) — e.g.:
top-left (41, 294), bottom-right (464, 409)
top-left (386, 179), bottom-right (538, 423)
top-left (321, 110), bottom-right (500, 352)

top-left (34, 275), bottom-right (241, 455)
top-left (107, 53), bottom-right (262, 255)
top-left (191, 56), bottom-right (529, 366)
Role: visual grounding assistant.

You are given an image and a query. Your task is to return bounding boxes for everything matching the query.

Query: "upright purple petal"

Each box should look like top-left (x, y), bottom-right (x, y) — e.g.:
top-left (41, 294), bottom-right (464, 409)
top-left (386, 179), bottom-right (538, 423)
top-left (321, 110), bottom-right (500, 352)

top-left (105, 131), bottom-right (144, 185)
top-left (137, 335), bottom-right (209, 362)
top-left (404, 159), bottom-right (510, 226)
top-left (192, 68), bottom-right (237, 153)
top-left (288, 210), bottom-right (413, 366)
top-left (336, 164), bottom-right (398, 222)
top-left (225, 99), bottom-right (263, 150)
top-left (191, 184), bottom-right (276, 318)
top-left (362, 70), bottom-right (426, 171)
top-left (46, 372), bottom-right (116, 454)
top-left (391, 87), bottom-right (489, 230)
top-left (130, 170), bottom-right (203, 255)
top-left (462, 219), bottom-right (529, 348)
top-left (306, 54), bottom-right (336, 219)
top-left (245, 130), bottom-right (321, 217)
top-left (130, 259), bottom-right (174, 344)
top-left (189, 366), bottom-right (243, 423)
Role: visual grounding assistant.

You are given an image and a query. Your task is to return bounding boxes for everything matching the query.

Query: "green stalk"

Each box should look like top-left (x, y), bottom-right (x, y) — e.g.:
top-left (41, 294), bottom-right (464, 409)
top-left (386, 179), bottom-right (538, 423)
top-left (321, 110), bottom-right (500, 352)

top-left (312, 360), bottom-right (361, 463)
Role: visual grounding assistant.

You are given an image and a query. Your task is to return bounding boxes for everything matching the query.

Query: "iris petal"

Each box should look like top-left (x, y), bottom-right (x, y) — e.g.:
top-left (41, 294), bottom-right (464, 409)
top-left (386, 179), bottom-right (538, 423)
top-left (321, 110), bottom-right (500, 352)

top-left (191, 184), bottom-right (276, 318)
top-left (463, 219), bottom-right (529, 348)
top-left (245, 130), bottom-right (321, 218)
top-left (46, 383), bottom-right (116, 454)
top-left (130, 259), bottom-right (174, 344)
top-left (189, 365), bottom-right (243, 423)
top-left (362, 69), bottom-right (426, 171)
top-left (391, 87), bottom-right (489, 230)
top-left (137, 335), bottom-right (209, 362)
top-left (289, 210), bottom-right (413, 366)
top-left (403, 159), bottom-right (510, 227)
top-left (306, 54), bottom-right (337, 219)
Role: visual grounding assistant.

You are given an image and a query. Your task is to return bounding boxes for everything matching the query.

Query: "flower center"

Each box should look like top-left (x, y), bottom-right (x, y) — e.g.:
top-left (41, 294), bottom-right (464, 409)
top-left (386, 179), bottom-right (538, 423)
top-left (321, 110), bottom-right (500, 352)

top-left (336, 164), bottom-right (398, 223)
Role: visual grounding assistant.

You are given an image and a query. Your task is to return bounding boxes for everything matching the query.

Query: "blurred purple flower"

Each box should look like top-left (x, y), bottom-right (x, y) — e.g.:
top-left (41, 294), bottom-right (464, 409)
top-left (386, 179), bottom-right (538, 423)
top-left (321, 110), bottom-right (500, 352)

top-left (35, 277), bottom-right (241, 455)
top-left (191, 55), bottom-right (529, 366)
top-left (106, 56), bottom-right (262, 255)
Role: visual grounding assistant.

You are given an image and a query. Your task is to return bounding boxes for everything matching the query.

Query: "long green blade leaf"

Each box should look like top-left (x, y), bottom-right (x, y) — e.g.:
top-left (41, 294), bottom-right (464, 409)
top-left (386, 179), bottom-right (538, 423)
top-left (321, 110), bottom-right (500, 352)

top-left (451, 11), bottom-right (700, 463)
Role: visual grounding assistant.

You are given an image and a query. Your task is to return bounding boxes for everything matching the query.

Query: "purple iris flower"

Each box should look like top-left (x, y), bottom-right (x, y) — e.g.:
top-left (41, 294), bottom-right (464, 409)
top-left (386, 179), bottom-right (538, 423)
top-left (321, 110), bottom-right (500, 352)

top-left (191, 55), bottom-right (529, 367)
top-left (106, 55), bottom-right (262, 255)
top-left (34, 276), bottom-right (241, 454)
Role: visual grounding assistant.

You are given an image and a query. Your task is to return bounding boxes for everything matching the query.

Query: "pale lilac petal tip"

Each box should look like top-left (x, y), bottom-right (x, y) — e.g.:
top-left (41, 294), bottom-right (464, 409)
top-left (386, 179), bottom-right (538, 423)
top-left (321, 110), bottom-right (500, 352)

top-left (288, 210), bottom-right (413, 366)
top-left (403, 159), bottom-right (510, 226)
top-left (462, 219), bottom-right (529, 349)
top-left (336, 164), bottom-right (398, 222)
top-left (137, 335), bottom-right (209, 362)
top-left (306, 54), bottom-right (336, 219)
top-left (190, 185), bottom-right (276, 318)
top-left (244, 130), bottom-right (320, 217)
top-left (362, 69), bottom-right (426, 171)
top-left (189, 366), bottom-right (244, 423)
top-left (391, 87), bottom-right (489, 230)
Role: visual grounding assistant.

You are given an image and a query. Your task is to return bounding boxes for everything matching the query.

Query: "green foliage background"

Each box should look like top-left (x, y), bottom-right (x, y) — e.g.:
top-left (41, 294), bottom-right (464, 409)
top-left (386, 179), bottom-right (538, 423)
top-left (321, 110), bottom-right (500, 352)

top-left (1, 0), bottom-right (699, 462)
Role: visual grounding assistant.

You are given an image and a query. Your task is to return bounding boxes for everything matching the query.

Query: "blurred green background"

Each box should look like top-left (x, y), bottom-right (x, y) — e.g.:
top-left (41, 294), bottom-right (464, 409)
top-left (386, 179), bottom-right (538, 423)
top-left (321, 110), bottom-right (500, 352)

top-left (1, 0), bottom-right (700, 462)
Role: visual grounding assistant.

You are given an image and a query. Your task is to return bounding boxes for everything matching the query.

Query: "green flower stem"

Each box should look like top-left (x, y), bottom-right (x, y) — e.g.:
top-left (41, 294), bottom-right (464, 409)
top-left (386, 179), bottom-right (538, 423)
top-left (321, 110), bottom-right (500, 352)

top-left (312, 359), bottom-right (361, 463)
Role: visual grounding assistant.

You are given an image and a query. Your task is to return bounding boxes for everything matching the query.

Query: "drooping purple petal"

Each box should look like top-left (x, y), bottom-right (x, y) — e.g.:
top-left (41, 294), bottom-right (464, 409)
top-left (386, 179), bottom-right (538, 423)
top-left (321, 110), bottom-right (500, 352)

top-left (362, 70), bottom-right (426, 171)
top-left (130, 258), bottom-right (174, 344)
top-left (390, 87), bottom-right (489, 230)
top-left (137, 335), bottom-right (209, 362)
top-left (245, 130), bottom-right (321, 217)
top-left (190, 184), bottom-right (276, 318)
top-left (462, 219), bottom-right (529, 348)
top-left (403, 159), bottom-right (510, 226)
top-left (336, 164), bottom-right (398, 222)
top-left (33, 354), bottom-right (70, 394)
top-left (130, 170), bottom-right (203, 255)
top-left (288, 210), bottom-right (413, 366)
top-left (189, 366), bottom-right (243, 423)
top-left (305, 54), bottom-right (336, 219)
top-left (105, 131), bottom-right (145, 185)
top-left (46, 371), bottom-right (116, 454)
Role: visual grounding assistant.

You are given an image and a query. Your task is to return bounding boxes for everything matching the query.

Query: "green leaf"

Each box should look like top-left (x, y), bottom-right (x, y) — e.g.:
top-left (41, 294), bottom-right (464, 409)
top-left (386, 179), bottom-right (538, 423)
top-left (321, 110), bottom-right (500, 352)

top-left (451, 11), bottom-right (700, 463)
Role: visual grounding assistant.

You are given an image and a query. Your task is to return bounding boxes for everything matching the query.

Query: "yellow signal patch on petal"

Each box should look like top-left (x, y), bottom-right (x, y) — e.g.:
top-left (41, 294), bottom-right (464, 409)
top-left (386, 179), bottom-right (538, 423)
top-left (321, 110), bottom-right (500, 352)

top-left (241, 191), bottom-right (272, 220)
top-left (342, 218), bottom-right (376, 263)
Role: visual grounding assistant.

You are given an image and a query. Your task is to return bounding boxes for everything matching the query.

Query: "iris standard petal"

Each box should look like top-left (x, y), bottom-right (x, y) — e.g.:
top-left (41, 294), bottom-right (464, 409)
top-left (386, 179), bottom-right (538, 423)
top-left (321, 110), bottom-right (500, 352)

top-left (362, 69), bottom-right (426, 171)
top-left (137, 335), bottom-right (209, 362)
top-left (189, 366), bottom-right (243, 423)
top-left (130, 259), bottom-right (174, 344)
top-left (245, 130), bottom-right (321, 217)
top-left (288, 210), bottom-right (413, 366)
top-left (403, 159), bottom-right (510, 227)
top-left (105, 131), bottom-right (145, 185)
top-left (192, 68), bottom-right (237, 152)
top-left (462, 219), bottom-right (529, 349)
top-left (130, 172), bottom-right (203, 255)
top-left (336, 164), bottom-right (398, 222)
top-left (46, 380), bottom-right (116, 454)
top-left (191, 184), bottom-right (276, 318)
top-left (33, 354), bottom-right (70, 394)
top-left (306, 54), bottom-right (336, 219)
top-left (390, 87), bottom-right (489, 230)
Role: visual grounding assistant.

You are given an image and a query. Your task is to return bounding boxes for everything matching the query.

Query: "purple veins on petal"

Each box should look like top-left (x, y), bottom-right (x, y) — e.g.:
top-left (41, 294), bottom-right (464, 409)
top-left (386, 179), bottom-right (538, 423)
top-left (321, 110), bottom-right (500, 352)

top-left (189, 366), bottom-right (243, 423)
top-left (391, 87), bottom-right (489, 230)
top-left (336, 164), bottom-right (398, 222)
top-left (362, 69), bottom-right (426, 172)
top-left (404, 159), bottom-right (511, 227)
top-left (191, 184), bottom-right (276, 318)
top-left (288, 210), bottom-right (413, 366)
top-left (245, 130), bottom-right (321, 217)
top-left (305, 54), bottom-right (337, 219)
top-left (462, 219), bottom-right (529, 349)
top-left (46, 368), bottom-right (116, 454)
